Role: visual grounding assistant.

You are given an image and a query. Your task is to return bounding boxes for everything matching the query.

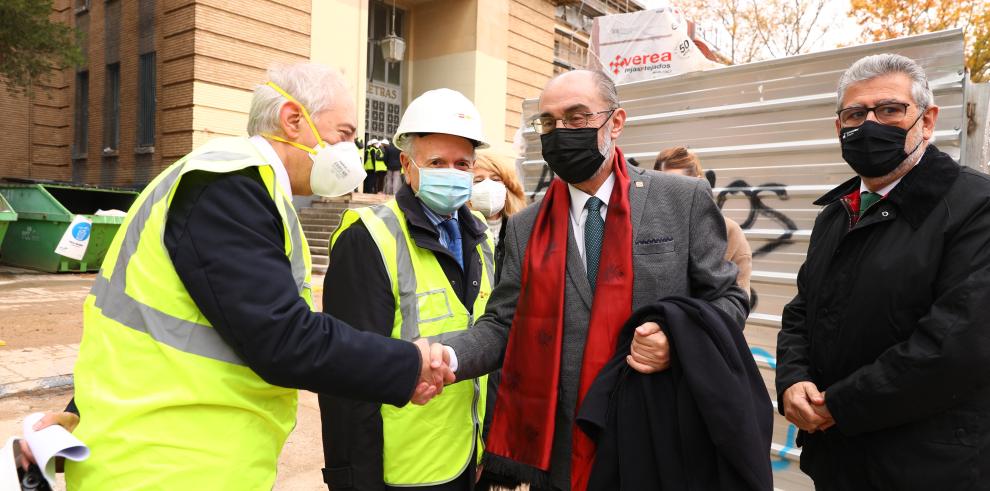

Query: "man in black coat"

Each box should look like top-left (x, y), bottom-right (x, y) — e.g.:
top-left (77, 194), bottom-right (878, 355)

top-left (776, 53), bottom-right (990, 489)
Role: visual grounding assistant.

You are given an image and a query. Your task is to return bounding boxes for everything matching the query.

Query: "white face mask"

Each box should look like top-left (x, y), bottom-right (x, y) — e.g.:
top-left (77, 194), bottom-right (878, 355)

top-left (471, 178), bottom-right (507, 218)
top-left (309, 141), bottom-right (365, 197)
top-left (262, 81), bottom-right (366, 197)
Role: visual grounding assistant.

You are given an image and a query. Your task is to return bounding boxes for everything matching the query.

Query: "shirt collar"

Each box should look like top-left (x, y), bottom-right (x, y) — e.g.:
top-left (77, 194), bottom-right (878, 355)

top-left (420, 199), bottom-right (457, 227)
top-left (249, 135), bottom-right (293, 196)
top-left (568, 172), bottom-right (615, 220)
top-left (860, 176), bottom-right (903, 197)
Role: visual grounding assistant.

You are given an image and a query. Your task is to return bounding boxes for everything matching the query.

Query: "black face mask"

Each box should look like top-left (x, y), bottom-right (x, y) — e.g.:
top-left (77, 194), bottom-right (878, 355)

top-left (840, 116), bottom-right (924, 178)
top-left (541, 127), bottom-right (608, 184)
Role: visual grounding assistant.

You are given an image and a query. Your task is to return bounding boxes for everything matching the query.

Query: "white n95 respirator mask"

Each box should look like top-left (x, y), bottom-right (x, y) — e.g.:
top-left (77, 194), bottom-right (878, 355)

top-left (471, 178), bottom-right (507, 218)
top-left (309, 142), bottom-right (366, 197)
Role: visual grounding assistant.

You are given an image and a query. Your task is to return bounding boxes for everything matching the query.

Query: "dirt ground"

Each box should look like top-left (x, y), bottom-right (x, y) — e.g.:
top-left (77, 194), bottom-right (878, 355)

top-left (0, 267), bottom-right (327, 490)
top-left (0, 270), bottom-right (90, 349)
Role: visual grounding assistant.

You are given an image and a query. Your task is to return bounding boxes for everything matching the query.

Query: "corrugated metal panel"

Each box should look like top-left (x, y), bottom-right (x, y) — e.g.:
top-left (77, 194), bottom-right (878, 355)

top-left (518, 29), bottom-right (967, 485)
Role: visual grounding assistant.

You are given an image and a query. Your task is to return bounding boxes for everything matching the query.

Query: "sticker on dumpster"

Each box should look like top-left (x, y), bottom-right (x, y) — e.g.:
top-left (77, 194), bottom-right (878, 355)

top-left (55, 215), bottom-right (93, 261)
top-left (71, 222), bottom-right (91, 241)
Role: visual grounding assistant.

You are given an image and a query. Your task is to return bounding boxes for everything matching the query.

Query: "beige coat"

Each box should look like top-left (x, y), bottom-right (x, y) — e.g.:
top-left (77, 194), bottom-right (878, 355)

top-left (725, 217), bottom-right (752, 297)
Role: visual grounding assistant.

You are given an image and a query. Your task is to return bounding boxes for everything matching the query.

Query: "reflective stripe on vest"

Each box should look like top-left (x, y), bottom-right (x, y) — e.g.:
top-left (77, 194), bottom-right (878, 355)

top-left (67, 137), bottom-right (310, 490)
top-left (332, 201), bottom-right (494, 486)
top-left (89, 149), bottom-right (310, 365)
top-left (366, 204), bottom-right (494, 341)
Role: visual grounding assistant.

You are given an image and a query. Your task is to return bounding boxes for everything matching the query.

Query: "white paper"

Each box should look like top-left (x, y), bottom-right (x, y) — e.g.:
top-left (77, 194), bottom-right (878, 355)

top-left (54, 215), bottom-right (93, 261)
top-left (0, 438), bottom-right (21, 491)
top-left (94, 209), bottom-right (127, 217)
top-left (22, 412), bottom-right (90, 488)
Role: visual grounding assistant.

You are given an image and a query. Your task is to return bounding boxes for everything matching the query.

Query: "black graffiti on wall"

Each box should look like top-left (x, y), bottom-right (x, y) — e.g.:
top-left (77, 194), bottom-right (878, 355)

top-left (716, 180), bottom-right (798, 257)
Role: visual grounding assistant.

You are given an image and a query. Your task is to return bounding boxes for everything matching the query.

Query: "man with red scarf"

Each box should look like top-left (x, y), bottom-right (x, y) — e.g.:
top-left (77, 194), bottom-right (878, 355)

top-left (441, 69), bottom-right (749, 490)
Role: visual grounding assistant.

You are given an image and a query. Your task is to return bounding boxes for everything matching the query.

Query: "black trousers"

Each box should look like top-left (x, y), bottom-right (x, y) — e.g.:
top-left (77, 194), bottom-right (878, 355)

top-left (362, 172), bottom-right (377, 193)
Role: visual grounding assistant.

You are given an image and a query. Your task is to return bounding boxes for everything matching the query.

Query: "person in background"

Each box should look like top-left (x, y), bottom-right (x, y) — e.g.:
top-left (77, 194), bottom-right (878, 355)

top-left (382, 137), bottom-right (404, 195)
top-left (656, 146), bottom-right (752, 299)
top-left (375, 138), bottom-right (390, 194)
top-left (364, 138), bottom-right (382, 193)
top-left (470, 152), bottom-right (526, 277)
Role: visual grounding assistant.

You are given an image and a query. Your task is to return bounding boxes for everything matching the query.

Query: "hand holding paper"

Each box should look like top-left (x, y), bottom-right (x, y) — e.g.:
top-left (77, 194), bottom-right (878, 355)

top-left (18, 412), bottom-right (89, 488)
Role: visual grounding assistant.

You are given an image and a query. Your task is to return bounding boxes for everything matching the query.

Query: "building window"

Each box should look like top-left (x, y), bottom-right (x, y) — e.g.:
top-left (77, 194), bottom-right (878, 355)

top-left (137, 52), bottom-right (156, 149)
top-left (73, 71), bottom-right (89, 159)
top-left (104, 63), bottom-right (120, 154)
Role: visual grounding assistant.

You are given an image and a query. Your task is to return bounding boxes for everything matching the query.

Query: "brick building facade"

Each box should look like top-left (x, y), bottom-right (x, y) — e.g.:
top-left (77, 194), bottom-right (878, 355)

top-left (0, 0), bottom-right (640, 188)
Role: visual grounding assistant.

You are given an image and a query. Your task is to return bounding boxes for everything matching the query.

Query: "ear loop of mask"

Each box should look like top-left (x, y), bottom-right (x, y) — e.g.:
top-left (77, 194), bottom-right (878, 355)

top-left (262, 81), bottom-right (326, 155)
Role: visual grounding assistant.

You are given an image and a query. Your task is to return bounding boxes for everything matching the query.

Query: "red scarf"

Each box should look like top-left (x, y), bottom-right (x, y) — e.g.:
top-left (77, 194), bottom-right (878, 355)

top-left (487, 148), bottom-right (633, 491)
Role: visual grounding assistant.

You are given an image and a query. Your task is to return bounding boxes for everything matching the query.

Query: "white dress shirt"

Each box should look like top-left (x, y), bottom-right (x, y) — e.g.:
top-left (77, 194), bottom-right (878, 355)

top-left (567, 172), bottom-right (615, 263)
top-left (860, 176), bottom-right (902, 197)
top-left (249, 135), bottom-right (293, 196)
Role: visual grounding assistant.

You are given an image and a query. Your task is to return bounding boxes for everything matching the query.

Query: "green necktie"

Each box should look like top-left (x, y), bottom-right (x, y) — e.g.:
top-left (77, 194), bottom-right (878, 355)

top-left (585, 197), bottom-right (605, 289)
top-left (860, 191), bottom-right (882, 214)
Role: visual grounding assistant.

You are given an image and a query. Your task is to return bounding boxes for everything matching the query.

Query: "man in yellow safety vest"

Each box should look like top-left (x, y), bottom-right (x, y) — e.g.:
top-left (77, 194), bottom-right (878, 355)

top-left (319, 89), bottom-right (492, 490)
top-left (21, 63), bottom-right (453, 491)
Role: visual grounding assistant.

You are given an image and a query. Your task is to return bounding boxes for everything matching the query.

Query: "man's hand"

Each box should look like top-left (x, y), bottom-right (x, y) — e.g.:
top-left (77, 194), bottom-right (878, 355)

top-left (782, 381), bottom-right (829, 432)
top-left (627, 322), bottom-right (670, 374)
top-left (18, 411), bottom-right (80, 470)
top-left (812, 391), bottom-right (835, 431)
top-left (411, 339), bottom-right (456, 405)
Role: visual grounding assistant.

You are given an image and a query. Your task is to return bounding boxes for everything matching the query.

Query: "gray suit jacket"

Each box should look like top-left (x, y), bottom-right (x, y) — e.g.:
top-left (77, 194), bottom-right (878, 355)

top-left (447, 163), bottom-right (748, 489)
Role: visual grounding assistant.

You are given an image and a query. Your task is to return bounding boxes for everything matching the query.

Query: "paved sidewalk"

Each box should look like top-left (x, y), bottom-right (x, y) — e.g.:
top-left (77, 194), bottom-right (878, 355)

top-left (0, 344), bottom-right (77, 399)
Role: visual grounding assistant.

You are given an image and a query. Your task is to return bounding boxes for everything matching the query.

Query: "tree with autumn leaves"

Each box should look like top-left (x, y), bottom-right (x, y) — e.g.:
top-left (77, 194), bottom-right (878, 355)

top-left (850, 0), bottom-right (989, 82)
top-left (679, 0), bottom-right (988, 82)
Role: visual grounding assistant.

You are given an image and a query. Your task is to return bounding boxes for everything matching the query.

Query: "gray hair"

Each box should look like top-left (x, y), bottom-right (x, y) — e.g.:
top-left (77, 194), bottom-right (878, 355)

top-left (590, 69), bottom-right (619, 109)
top-left (246, 63), bottom-right (349, 136)
top-left (837, 54), bottom-right (934, 111)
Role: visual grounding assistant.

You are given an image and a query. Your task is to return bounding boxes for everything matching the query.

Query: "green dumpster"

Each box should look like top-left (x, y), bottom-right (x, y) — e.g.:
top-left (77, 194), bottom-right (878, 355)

top-left (0, 183), bottom-right (138, 272)
top-left (0, 192), bottom-right (15, 251)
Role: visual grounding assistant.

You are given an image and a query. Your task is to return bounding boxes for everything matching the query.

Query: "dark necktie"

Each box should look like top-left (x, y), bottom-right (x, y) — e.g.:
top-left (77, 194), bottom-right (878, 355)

top-left (584, 197), bottom-right (605, 289)
top-left (860, 191), bottom-right (882, 214)
top-left (439, 219), bottom-right (463, 269)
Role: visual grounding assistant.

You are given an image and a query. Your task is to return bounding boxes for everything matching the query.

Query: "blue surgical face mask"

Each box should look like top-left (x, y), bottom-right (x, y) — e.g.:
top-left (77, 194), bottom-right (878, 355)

top-left (412, 159), bottom-right (474, 215)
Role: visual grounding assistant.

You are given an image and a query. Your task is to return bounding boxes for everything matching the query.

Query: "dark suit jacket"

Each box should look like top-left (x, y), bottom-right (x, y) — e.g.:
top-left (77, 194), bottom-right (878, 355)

top-left (447, 163), bottom-right (749, 489)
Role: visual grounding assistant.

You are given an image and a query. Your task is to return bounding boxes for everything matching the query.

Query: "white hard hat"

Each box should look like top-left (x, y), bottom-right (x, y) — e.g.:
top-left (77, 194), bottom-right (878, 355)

top-left (394, 88), bottom-right (489, 149)
top-left (369, 138), bottom-right (380, 145)
top-left (381, 138), bottom-right (390, 145)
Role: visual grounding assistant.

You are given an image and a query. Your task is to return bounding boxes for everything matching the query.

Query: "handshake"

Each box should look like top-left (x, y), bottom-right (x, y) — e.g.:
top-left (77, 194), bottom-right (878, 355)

top-left (410, 339), bottom-right (456, 405)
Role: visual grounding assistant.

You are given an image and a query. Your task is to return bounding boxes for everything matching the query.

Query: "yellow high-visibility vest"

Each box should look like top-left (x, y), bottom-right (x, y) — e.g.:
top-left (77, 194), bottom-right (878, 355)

top-left (333, 200), bottom-right (494, 486)
top-left (67, 136), bottom-right (313, 490)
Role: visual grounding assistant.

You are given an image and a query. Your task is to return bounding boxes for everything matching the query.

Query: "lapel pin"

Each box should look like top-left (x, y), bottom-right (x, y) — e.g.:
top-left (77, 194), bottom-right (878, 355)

top-left (635, 181), bottom-right (644, 188)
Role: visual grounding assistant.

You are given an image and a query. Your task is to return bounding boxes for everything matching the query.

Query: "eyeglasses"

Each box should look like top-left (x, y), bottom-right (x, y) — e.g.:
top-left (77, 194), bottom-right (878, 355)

top-left (531, 108), bottom-right (616, 135)
top-left (836, 102), bottom-right (911, 127)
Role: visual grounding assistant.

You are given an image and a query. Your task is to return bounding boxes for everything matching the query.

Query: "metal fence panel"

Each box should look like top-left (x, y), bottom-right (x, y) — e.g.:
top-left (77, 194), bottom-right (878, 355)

top-left (517, 29), bottom-right (968, 482)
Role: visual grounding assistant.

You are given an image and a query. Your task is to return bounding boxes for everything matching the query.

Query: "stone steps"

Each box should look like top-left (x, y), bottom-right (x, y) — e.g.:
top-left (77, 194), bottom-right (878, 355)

top-left (298, 193), bottom-right (393, 275)
top-left (306, 230), bottom-right (332, 241)
top-left (299, 217), bottom-right (338, 228)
